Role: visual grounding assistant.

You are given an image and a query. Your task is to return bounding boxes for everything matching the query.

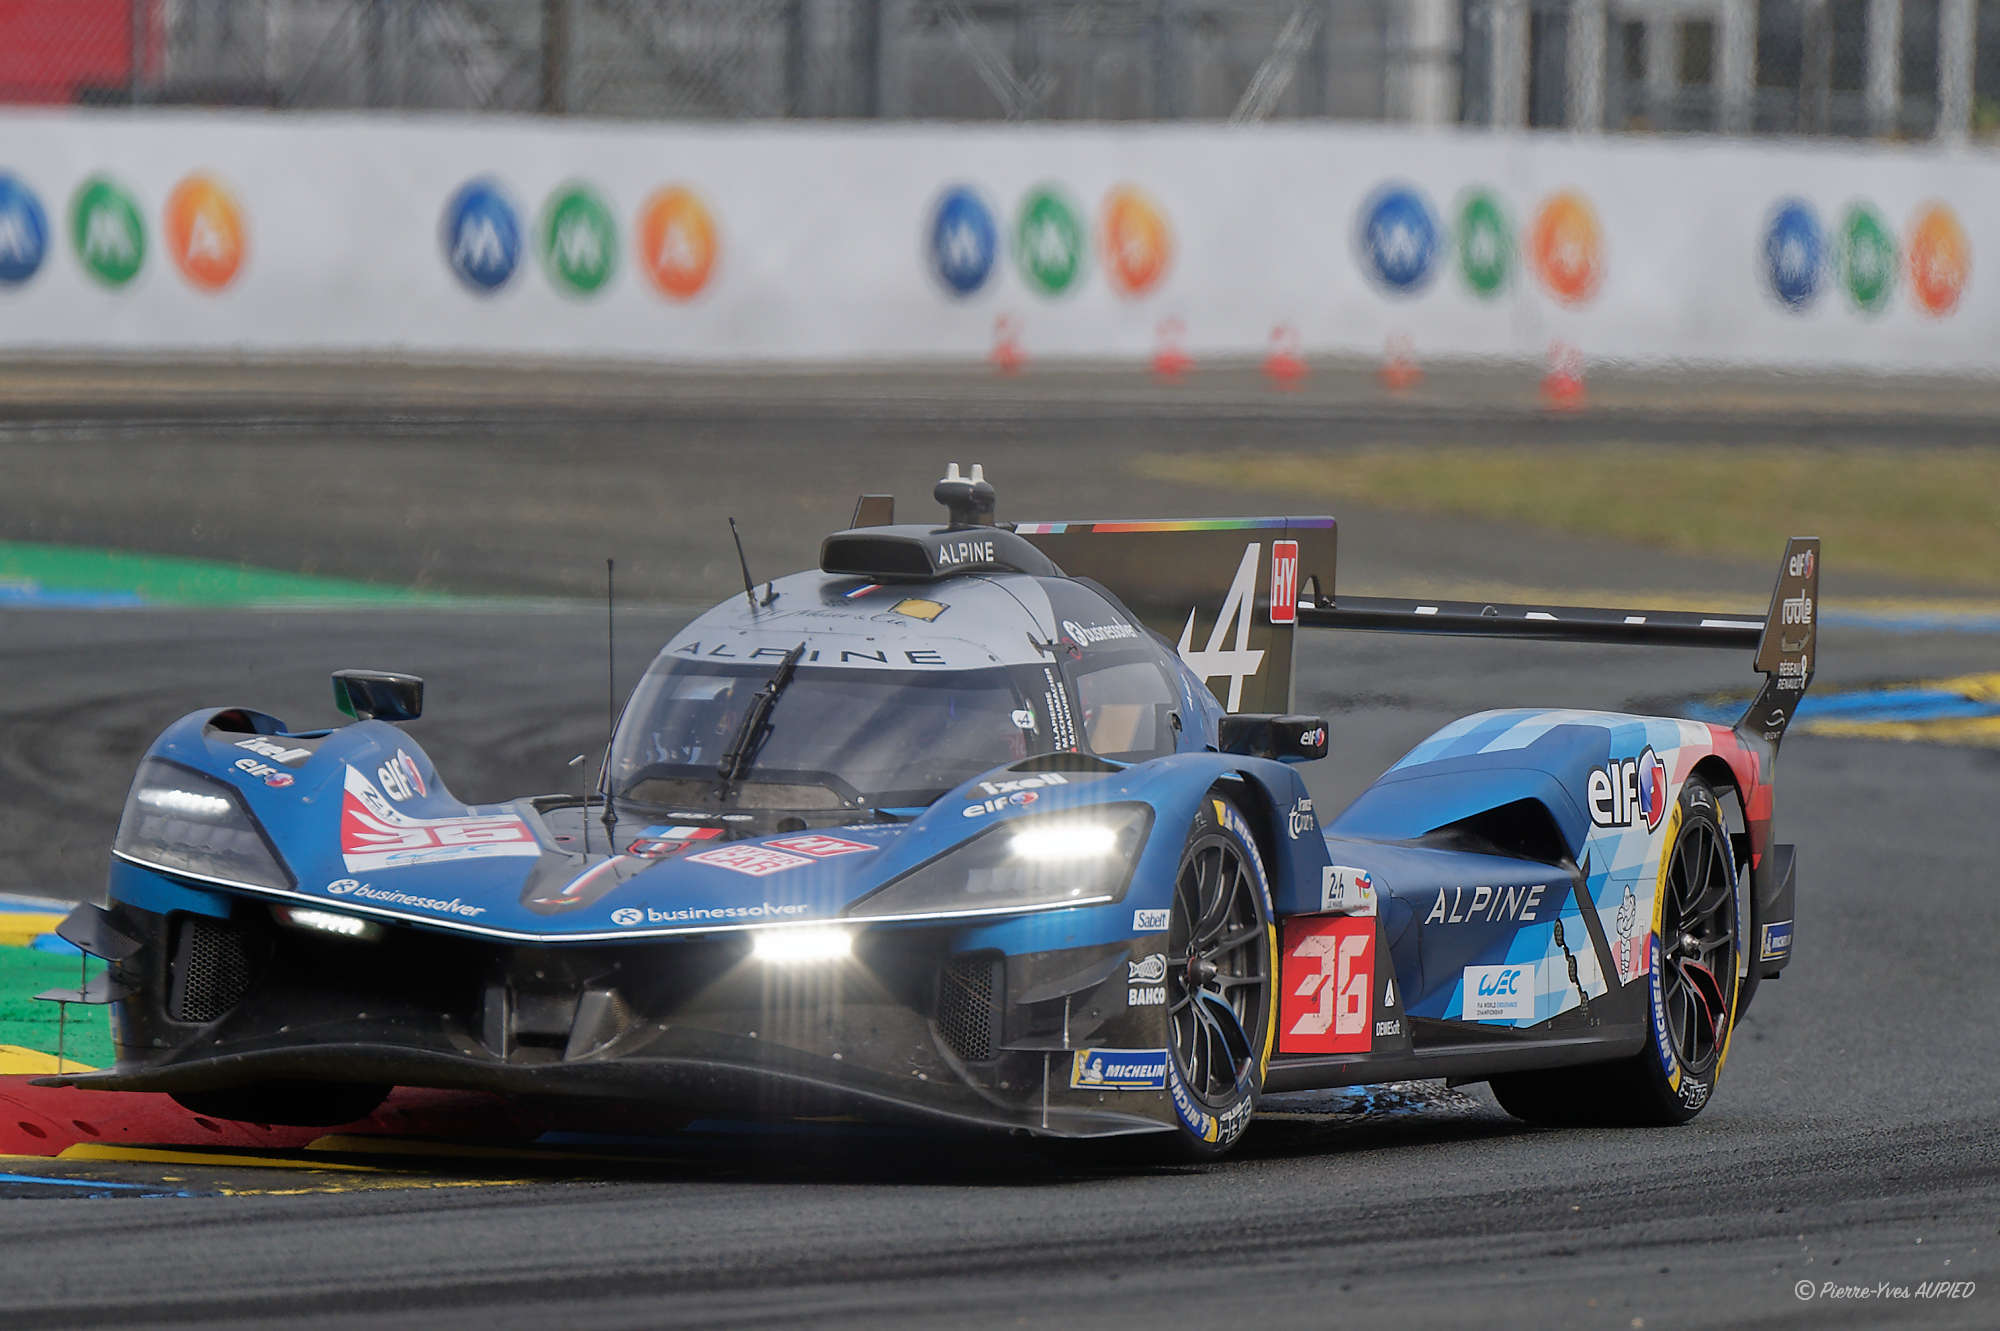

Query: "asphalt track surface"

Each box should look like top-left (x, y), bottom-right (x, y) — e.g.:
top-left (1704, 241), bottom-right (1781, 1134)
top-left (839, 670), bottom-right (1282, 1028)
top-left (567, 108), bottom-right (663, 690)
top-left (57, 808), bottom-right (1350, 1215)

top-left (1, 368), bottom-right (1996, 1329)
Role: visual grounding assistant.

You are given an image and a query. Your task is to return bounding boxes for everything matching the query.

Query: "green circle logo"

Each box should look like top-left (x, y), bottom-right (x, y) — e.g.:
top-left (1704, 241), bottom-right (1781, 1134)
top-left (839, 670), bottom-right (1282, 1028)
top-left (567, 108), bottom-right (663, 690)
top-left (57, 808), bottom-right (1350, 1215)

top-left (1839, 203), bottom-right (1896, 314)
top-left (70, 176), bottom-right (145, 288)
top-left (1457, 189), bottom-right (1511, 298)
top-left (1014, 186), bottom-right (1084, 296)
top-left (541, 183), bottom-right (616, 295)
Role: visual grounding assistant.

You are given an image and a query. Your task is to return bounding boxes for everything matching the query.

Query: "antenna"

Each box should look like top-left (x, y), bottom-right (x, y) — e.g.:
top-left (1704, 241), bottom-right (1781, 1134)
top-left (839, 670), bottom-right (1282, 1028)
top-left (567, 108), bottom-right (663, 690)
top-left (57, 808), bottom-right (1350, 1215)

top-left (602, 557), bottom-right (618, 846)
top-left (729, 517), bottom-right (758, 612)
top-left (569, 753), bottom-right (590, 855)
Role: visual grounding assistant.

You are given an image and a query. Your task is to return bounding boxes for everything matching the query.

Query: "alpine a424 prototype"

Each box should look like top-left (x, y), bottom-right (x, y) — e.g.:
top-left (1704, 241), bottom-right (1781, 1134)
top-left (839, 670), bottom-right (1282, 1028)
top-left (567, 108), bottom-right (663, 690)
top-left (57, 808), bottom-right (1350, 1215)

top-left (44, 466), bottom-right (1818, 1157)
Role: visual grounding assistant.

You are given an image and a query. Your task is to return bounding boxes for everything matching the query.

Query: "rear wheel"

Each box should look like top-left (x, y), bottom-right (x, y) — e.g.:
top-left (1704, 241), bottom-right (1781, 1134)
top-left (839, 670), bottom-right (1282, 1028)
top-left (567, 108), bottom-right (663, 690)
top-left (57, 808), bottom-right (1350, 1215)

top-left (1161, 794), bottom-right (1276, 1159)
top-left (1491, 776), bottom-right (1742, 1126)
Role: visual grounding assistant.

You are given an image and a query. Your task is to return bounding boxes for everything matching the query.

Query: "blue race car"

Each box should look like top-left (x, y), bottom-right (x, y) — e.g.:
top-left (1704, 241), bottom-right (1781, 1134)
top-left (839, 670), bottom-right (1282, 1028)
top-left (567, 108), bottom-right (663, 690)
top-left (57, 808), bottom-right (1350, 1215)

top-left (44, 465), bottom-right (1816, 1158)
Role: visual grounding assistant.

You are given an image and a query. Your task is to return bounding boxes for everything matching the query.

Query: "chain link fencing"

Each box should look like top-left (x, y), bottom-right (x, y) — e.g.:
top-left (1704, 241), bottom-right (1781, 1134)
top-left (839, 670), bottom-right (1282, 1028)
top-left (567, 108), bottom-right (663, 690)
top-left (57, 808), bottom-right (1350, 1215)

top-left (3, 0), bottom-right (1998, 139)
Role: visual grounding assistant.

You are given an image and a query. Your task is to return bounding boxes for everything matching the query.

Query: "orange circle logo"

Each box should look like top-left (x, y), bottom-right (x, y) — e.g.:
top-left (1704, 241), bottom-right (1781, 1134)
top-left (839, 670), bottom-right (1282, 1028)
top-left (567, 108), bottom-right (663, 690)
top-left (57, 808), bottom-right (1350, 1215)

top-left (1906, 202), bottom-right (1969, 316)
top-left (1528, 191), bottom-right (1602, 305)
top-left (164, 173), bottom-right (246, 291)
top-left (635, 187), bottom-right (717, 301)
top-left (1101, 185), bottom-right (1172, 297)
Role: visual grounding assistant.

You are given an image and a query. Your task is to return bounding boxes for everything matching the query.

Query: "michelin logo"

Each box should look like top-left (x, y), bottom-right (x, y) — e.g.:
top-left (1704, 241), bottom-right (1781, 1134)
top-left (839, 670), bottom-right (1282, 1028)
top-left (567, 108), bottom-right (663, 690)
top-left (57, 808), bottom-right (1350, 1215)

top-left (1070, 1048), bottom-right (1169, 1090)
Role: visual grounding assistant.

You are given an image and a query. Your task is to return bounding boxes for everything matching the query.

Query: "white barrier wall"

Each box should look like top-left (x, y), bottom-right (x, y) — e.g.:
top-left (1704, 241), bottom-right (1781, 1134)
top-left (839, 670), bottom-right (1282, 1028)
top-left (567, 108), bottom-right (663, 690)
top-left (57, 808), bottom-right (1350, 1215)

top-left (0, 109), bottom-right (1989, 371)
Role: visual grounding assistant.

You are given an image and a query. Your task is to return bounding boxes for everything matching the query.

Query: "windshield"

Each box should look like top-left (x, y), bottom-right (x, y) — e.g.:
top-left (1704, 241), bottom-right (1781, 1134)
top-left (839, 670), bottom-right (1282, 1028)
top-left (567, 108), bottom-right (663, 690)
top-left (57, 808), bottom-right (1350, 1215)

top-left (609, 660), bottom-right (1047, 812)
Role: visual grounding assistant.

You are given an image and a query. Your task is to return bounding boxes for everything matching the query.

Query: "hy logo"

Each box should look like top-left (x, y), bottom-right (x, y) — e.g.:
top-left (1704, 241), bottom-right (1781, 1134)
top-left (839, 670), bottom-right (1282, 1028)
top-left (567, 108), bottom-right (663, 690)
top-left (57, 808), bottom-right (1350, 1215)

top-left (1015, 186), bottom-right (1084, 297)
top-left (71, 176), bottom-right (146, 288)
top-left (1764, 198), bottom-right (1823, 310)
top-left (637, 185), bottom-right (717, 301)
top-left (165, 174), bottom-right (246, 291)
top-left (0, 174), bottom-right (49, 286)
top-left (1839, 203), bottom-right (1896, 313)
top-left (1101, 184), bottom-right (1171, 297)
top-left (442, 178), bottom-right (521, 293)
top-left (1358, 184), bottom-right (1439, 293)
top-left (1457, 189), bottom-right (1511, 298)
top-left (930, 185), bottom-right (997, 297)
top-left (1176, 542), bottom-right (1267, 711)
top-left (542, 183), bottom-right (616, 296)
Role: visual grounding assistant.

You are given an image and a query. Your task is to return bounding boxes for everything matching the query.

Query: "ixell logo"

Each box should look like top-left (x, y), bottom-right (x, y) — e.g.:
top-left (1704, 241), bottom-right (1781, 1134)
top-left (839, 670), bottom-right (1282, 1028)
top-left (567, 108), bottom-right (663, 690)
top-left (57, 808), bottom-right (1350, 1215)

top-left (0, 173), bottom-right (49, 286)
top-left (72, 176), bottom-right (146, 288)
top-left (541, 182), bottom-right (617, 296)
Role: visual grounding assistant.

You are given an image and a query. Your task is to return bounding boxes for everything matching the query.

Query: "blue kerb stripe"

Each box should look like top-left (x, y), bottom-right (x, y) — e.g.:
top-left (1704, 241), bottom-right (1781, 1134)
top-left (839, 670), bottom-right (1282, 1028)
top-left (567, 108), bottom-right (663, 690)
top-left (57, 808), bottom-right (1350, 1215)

top-left (0, 1172), bottom-right (196, 1195)
top-left (0, 587), bottom-right (149, 608)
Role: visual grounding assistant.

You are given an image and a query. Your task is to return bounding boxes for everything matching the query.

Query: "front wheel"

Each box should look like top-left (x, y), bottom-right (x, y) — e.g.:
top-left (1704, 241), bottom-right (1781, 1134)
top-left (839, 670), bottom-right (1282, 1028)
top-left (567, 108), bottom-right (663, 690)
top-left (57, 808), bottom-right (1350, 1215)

top-left (1491, 776), bottom-right (1742, 1126)
top-left (1160, 793), bottom-right (1276, 1159)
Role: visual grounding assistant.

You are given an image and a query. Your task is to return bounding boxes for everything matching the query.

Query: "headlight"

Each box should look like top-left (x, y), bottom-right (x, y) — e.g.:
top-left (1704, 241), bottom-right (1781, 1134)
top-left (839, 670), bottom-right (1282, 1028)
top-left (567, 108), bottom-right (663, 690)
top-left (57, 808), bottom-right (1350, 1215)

top-left (114, 758), bottom-right (293, 891)
top-left (845, 804), bottom-right (1152, 923)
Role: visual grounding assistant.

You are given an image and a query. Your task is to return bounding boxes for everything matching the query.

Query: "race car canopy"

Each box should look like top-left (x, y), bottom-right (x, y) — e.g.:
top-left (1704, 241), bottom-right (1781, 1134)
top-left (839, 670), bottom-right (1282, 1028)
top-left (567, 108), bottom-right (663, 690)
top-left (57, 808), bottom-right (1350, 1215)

top-left (819, 525), bottom-right (1061, 582)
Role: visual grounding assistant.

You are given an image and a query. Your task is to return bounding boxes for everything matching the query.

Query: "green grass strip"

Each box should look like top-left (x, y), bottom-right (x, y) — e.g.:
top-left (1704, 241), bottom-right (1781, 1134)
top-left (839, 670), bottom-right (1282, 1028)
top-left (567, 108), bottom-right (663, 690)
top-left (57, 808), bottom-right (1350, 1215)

top-left (0, 947), bottom-right (115, 1067)
top-left (0, 541), bottom-right (452, 607)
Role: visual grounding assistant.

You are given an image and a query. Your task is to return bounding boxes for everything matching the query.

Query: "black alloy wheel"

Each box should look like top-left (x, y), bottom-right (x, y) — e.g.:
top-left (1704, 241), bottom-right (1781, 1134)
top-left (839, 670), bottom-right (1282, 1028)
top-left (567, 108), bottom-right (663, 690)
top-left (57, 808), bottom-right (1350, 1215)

top-left (1160, 796), bottom-right (1272, 1156)
top-left (1661, 804), bottom-right (1738, 1079)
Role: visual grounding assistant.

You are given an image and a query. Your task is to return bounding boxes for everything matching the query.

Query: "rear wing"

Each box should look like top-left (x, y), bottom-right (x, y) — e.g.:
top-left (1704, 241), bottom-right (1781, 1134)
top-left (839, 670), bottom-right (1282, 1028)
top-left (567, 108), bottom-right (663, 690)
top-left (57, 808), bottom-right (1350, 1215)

top-left (1012, 506), bottom-right (1816, 747)
top-left (1294, 536), bottom-right (1819, 745)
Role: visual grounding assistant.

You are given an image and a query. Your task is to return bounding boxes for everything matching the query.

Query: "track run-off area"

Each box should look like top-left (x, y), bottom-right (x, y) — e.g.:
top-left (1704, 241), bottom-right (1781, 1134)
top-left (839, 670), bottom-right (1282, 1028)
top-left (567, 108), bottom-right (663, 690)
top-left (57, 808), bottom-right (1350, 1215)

top-left (0, 363), bottom-right (1994, 1329)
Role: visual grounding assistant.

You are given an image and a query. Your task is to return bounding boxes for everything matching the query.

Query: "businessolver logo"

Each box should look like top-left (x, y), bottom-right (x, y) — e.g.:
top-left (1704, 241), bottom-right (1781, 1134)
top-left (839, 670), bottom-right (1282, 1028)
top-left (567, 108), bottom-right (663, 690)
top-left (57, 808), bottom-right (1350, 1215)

top-left (636, 186), bottom-right (717, 301)
top-left (441, 178), bottom-right (522, 294)
top-left (165, 173), bottom-right (246, 291)
top-left (1529, 190), bottom-right (1601, 306)
top-left (72, 176), bottom-right (146, 288)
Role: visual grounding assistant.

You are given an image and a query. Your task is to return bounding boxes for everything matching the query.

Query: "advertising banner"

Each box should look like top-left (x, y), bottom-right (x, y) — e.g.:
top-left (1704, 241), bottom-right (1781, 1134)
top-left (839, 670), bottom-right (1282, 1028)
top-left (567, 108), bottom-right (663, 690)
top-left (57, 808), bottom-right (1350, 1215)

top-left (0, 109), bottom-right (1990, 371)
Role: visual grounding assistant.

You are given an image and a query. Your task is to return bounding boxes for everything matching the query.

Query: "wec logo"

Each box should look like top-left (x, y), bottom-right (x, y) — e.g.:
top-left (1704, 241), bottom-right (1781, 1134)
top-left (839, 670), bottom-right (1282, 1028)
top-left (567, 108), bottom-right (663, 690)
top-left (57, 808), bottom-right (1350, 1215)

top-left (1463, 963), bottom-right (1535, 1020)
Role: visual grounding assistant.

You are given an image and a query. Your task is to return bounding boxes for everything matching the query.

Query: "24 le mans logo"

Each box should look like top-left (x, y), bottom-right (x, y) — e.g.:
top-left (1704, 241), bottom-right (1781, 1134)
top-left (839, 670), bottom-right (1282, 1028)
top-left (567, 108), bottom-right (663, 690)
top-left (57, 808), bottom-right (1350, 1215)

top-left (1589, 746), bottom-right (1667, 832)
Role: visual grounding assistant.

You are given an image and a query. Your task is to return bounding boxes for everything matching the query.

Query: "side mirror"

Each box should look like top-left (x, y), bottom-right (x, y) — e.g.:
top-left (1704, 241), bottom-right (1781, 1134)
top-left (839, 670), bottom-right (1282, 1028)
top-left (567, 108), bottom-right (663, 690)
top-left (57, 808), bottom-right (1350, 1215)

top-left (332, 669), bottom-right (424, 723)
top-left (1217, 713), bottom-right (1328, 763)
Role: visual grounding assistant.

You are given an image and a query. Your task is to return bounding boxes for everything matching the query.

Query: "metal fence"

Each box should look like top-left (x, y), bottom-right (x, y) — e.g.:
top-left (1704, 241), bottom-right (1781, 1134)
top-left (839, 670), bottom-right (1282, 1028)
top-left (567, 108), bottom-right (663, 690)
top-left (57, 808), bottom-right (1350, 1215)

top-left (3, 0), bottom-right (1998, 138)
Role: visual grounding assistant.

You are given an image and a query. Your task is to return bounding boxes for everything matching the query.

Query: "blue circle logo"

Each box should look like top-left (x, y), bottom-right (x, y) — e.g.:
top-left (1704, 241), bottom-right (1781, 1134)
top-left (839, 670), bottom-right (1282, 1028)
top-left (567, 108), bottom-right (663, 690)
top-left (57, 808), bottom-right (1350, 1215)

top-left (1358, 185), bottom-right (1439, 294)
top-left (929, 186), bottom-right (997, 296)
top-left (441, 178), bottom-right (521, 293)
top-left (1764, 198), bottom-right (1823, 310)
top-left (0, 174), bottom-right (50, 286)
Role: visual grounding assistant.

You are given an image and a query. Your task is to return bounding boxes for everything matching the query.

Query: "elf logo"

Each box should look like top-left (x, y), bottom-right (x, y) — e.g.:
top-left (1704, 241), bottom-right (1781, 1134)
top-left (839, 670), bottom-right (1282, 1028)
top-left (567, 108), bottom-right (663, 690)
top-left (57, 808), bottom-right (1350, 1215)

top-left (1589, 746), bottom-right (1667, 832)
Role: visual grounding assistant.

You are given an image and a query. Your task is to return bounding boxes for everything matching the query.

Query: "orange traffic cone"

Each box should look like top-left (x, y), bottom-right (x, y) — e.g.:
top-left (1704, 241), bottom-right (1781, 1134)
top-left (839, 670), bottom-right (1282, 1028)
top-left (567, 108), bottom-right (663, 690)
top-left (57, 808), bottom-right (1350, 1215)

top-left (1541, 341), bottom-right (1585, 410)
top-left (1379, 334), bottom-right (1422, 392)
top-left (1151, 317), bottom-right (1192, 382)
top-left (990, 314), bottom-right (1024, 375)
top-left (1263, 324), bottom-right (1306, 389)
